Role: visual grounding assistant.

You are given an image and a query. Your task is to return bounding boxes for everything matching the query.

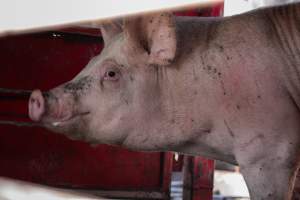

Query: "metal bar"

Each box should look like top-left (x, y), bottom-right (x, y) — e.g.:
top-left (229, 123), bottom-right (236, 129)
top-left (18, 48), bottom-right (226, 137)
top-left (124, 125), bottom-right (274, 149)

top-left (76, 189), bottom-right (168, 199)
top-left (162, 152), bottom-right (173, 198)
top-left (0, 120), bottom-right (42, 127)
top-left (0, 88), bottom-right (32, 97)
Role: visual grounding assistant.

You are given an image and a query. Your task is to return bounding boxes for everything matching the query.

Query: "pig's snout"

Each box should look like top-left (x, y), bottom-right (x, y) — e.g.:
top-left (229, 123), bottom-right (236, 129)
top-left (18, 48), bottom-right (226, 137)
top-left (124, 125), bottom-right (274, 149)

top-left (28, 89), bottom-right (45, 122)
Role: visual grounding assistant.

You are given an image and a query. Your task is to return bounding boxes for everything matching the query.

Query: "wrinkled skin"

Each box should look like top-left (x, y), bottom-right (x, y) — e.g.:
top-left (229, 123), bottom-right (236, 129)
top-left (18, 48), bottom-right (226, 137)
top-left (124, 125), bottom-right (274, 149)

top-left (29, 3), bottom-right (300, 200)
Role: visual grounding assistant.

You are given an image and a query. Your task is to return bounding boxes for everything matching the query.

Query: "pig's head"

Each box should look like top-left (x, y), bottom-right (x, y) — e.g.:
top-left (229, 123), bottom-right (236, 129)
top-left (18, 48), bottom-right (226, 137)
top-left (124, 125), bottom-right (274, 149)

top-left (28, 12), bottom-right (179, 149)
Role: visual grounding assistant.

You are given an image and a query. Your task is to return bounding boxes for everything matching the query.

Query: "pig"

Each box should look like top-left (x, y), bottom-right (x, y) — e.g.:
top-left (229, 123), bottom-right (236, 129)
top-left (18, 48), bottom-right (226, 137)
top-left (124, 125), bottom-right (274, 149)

top-left (28, 2), bottom-right (300, 200)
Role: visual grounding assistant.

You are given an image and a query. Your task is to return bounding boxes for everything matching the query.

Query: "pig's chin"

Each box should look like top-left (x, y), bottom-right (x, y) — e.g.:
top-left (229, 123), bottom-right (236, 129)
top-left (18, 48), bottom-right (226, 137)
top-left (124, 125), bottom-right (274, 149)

top-left (42, 112), bottom-right (90, 134)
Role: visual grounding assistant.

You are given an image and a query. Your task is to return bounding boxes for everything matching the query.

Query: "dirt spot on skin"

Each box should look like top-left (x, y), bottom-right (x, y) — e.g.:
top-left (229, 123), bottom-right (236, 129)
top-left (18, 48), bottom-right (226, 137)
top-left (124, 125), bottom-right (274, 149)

top-left (141, 137), bottom-right (149, 144)
top-left (124, 99), bottom-right (129, 105)
top-left (219, 46), bottom-right (224, 52)
top-left (62, 76), bottom-right (94, 103)
top-left (236, 105), bottom-right (241, 110)
top-left (166, 58), bottom-right (173, 64)
top-left (205, 129), bottom-right (211, 134)
top-left (220, 80), bottom-right (227, 95)
top-left (200, 56), bottom-right (205, 66)
top-left (129, 75), bottom-right (134, 81)
top-left (202, 64), bottom-right (221, 80)
top-left (216, 44), bottom-right (224, 52)
top-left (64, 76), bottom-right (93, 96)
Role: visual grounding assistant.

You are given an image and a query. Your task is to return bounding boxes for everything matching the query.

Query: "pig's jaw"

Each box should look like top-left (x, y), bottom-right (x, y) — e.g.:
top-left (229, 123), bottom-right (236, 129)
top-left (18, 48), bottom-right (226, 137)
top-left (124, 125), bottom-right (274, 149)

top-left (40, 111), bottom-right (91, 141)
top-left (48, 111), bottom-right (90, 127)
top-left (34, 112), bottom-right (90, 142)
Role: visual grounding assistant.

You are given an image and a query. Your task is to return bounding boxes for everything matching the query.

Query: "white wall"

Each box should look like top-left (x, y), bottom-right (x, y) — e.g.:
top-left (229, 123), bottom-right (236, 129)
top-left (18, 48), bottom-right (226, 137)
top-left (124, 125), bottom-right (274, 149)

top-left (224, 0), bottom-right (254, 16)
top-left (224, 0), bottom-right (300, 16)
top-left (0, 0), bottom-right (221, 35)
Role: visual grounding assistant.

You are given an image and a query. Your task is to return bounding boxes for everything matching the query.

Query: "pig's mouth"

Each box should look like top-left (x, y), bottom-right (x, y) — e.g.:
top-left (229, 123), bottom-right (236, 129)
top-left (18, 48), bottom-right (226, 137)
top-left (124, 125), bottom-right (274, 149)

top-left (49, 111), bottom-right (90, 127)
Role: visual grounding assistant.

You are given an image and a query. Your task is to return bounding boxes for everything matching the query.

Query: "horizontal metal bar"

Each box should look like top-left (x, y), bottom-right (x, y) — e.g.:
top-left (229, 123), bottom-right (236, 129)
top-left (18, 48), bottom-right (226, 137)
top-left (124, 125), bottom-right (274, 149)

top-left (76, 189), bottom-right (169, 199)
top-left (0, 88), bottom-right (37, 127)
top-left (0, 88), bottom-right (32, 97)
top-left (0, 120), bottom-right (42, 127)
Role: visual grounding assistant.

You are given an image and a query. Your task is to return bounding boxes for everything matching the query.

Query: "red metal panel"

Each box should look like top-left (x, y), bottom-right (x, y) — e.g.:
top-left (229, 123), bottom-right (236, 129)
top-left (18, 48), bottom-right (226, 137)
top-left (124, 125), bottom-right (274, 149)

top-left (175, 2), bottom-right (223, 17)
top-left (183, 157), bottom-right (215, 200)
top-left (191, 157), bottom-right (215, 200)
top-left (162, 153), bottom-right (174, 192)
top-left (173, 154), bottom-right (184, 172)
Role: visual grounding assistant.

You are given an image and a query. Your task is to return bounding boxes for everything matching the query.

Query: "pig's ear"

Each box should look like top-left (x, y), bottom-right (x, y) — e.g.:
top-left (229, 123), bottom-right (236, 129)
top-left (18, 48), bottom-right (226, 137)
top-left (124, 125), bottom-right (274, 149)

top-left (100, 20), bottom-right (122, 45)
top-left (124, 12), bottom-right (176, 66)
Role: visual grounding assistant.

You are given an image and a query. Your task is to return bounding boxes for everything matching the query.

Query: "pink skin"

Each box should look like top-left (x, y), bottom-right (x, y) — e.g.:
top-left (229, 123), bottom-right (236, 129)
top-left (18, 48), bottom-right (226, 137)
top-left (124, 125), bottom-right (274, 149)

top-left (28, 90), bottom-right (45, 121)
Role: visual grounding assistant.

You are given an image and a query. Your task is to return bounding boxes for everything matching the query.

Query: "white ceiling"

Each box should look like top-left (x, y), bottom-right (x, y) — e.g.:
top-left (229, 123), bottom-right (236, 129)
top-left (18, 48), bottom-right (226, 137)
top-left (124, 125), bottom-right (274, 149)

top-left (0, 0), bottom-right (222, 36)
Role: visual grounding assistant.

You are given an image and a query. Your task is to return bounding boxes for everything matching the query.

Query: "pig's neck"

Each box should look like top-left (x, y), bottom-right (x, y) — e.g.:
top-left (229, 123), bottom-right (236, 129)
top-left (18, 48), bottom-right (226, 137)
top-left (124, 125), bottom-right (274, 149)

top-left (123, 17), bottom-right (238, 164)
top-left (264, 2), bottom-right (300, 109)
top-left (156, 17), bottom-right (238, 164)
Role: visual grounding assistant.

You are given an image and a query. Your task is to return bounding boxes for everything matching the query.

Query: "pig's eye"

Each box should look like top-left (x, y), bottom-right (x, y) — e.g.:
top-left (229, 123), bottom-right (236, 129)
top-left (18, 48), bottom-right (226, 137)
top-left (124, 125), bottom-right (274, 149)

top-left (104, 69), bottom-right (120, 81)
top-left (108, 71), bottom-right (116, 77)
